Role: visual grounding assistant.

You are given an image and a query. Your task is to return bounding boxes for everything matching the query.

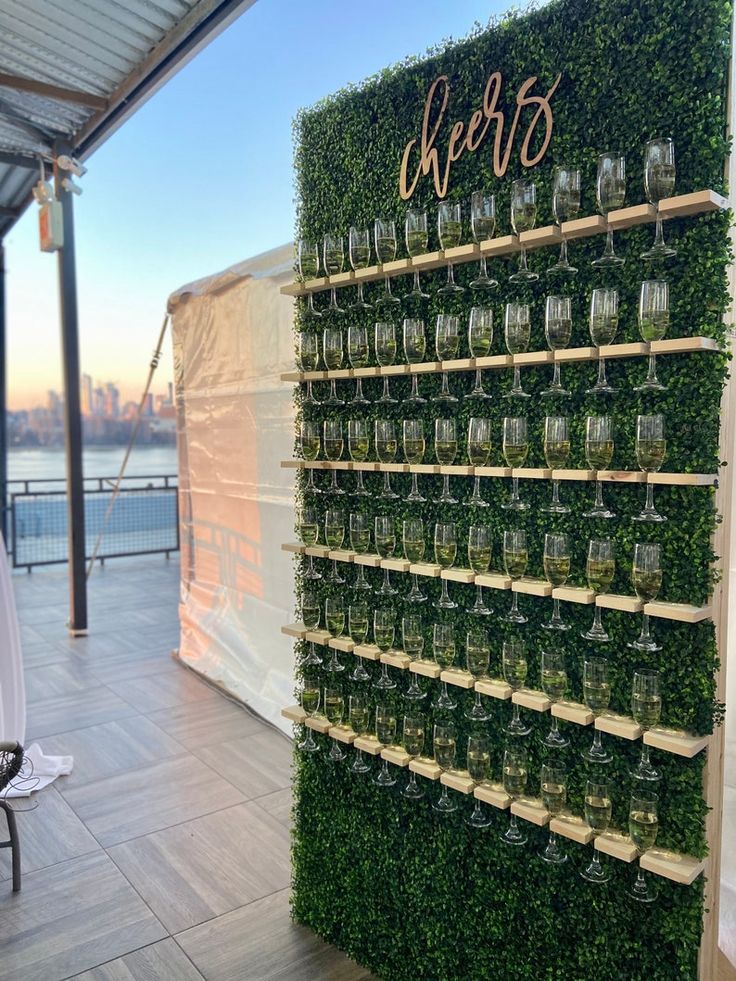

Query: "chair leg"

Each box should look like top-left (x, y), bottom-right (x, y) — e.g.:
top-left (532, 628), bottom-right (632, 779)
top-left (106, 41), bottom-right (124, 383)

top-left (0, 801), bottom-right (21, 892)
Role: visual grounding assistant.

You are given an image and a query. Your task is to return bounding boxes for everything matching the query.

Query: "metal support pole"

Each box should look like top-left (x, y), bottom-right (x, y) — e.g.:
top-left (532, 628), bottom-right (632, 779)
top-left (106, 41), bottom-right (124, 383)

top-left (55, 151), bottom-right (87, 633)
top-left (0, 241), bottom-right (6, 547)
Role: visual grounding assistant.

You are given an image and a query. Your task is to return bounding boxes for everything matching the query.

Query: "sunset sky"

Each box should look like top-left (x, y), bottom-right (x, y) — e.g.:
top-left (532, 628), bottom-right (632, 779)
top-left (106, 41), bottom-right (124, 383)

top-left (3, 0), bottom-right (500, 411)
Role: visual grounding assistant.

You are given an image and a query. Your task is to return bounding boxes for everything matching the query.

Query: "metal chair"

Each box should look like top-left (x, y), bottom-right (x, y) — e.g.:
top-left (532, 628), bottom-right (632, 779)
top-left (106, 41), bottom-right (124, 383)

top-left (0, 741), bottom-right (23, 892)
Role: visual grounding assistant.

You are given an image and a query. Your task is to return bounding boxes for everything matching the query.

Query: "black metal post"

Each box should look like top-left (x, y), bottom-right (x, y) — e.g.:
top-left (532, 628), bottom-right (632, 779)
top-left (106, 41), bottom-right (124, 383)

top-left (55, 152), bottom-right (87, 633)
top-left (0, 240), bottom-right (6, 547)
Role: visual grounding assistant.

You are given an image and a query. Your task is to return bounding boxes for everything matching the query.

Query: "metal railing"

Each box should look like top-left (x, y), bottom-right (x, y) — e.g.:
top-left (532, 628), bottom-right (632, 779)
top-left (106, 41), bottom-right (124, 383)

top-left (6, 474), bottom-right (179, 570)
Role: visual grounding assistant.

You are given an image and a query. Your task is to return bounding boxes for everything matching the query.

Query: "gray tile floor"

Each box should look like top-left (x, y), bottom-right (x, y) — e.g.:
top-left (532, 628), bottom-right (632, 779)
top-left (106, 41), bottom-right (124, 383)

top-left (0, 557), bottom-right (372, 981)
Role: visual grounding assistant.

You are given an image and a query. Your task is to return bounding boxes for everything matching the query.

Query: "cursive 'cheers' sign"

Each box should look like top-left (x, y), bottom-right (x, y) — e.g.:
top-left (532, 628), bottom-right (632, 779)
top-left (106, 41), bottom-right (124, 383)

top-left (399, 71), bottom-right (562, 200)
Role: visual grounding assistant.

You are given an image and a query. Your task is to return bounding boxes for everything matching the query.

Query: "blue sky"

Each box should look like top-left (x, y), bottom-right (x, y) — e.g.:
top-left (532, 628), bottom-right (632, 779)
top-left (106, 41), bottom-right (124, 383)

top-left (4, 0), bottom-right (511, 408)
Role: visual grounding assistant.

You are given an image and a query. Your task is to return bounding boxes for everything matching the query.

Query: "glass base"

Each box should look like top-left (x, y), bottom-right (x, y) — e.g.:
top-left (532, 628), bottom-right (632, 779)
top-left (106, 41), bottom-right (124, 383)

top-left (327, 303), bottom-right (346, 315)
top-left (405, 395), bottom-right (427, 404)
top-left (465, 704), bottom-right (491, 722)
top-left (349, 300), bottom-right (373, 312)
top-left (351, 757), bottom-right (371, 774)
top-left (503, 610), bottom-right (528, 625)
top-left (631, 878), bottom-right (658, 903)
top-left (375, 295), bottom-right (401, 308)
top-left (438, 494), bottom-right (458, 505)
top-left (580, 863), bottom-right (610, 884)
top-left (585, 383), bottom-right (615, 396)
top-left (353, 579), bottom-right (373, 591)
top-left (404, 288), bottom-right (430, 300)
top-left (302, 307), bottom-right (322, 320)
top-left (633, 380), bottom-right (666, 393)
top-left (627, 637), bottom-right (662, 652)
top-left (323, 396), bottom-right (345, 406)
top-left (469, 276), bottom-right (499, 291)
top-left (501, 499), bottom-right (529, 511)
top-left (329, 742), bottom-right (346, 762)
top-left (351, 665), bottom-right (371, 683)
top-left (466, 808), bottom-right (492, 828)
top-left (435, 597), bottom-right (457, 610)
top-left (500, 826), bottom-right (527, 846)
top-left (630, 761), bottom-right (661, 782)
top-left (541, 620), bottom-right (571, 632)
top-left (502, 389), bottom-right (531, 399)
top-left (402, 780), bottom-right (424, 800)
top-left (465, 497), bottom-right (489, 508)
top-left (547, 261), bottom-right (578, 276)
top-left (633, 509), bottom-right (667, 523)
top-left (406, 492), bottom-right (426, 503)
top-left (505, 719), bottom-right (532, 736)
top-left (468, 602), bottom-right (493, 616)
top-left (431, 393), bottom-right (458, 403)
top-left (509, 270), bottom-right (539, 283)
top-left (434, 694), bottom-right (457, 711)
top-left (591, 254), bottom-right (625, 267)
top-left (303, 395), bottom-right (321, 406)
top-left (540, 845), bottom-right (568, 865)
top-left (581, 626), bottom-right (610, 643)
top-left (540, 386), bottom-right (571, 398)
top-left (437, 283), bottom-right (465, 295)
top-left (582, 746), bottom-right (613, 765)
top-left (303, 652), bottom-right (323, 668)
top-left (374, 675), bottom-right (397, 691)
top-left (298, 737), bottom-right (320, 753)
top-left (464, 389), bottom-right (492, 401)
top-left (377, 583), bottom-right (399, 596)
top-left (380, 489), bottom-right (400, 500)
top-left (325, 660), bottom-right (346, 674)
top-left (406, 591), bottom-right (427, 604)
top-left (403, 685), bottom-right (427, 702)
top-left (376, 394), bottom-right (398, 404)
top-left (641, 244), bottom-right (676, 260)
top-left (327, 573), bottom-right (346, 585)
top-left (433, 795), bottom-right (459, 812)
top-left (543, 730), bottom-right (570, 750)
top-left (348, 396), bottom-right (371, 407)
top-left (582, 506), bottom-right (616, 519)
top-left (303, 568), bottom-right (323, 580)
top-left (375, 769), bottom-right (396, 787)
top-left (540, 502), bottom-right (570, 515)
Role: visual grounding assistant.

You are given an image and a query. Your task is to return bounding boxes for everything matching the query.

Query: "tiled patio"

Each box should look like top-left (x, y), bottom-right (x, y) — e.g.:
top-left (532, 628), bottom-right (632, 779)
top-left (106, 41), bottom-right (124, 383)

top-left (0, 556), bottom-right (371, 981)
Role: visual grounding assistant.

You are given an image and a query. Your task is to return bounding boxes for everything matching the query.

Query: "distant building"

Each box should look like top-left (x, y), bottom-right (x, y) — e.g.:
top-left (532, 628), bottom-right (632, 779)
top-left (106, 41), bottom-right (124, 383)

top-left (80, 374), bottom-right (93, 417)
top-left (143, 393), bottom-right (154, 417)
top-left (104, 382), bottom-right (120, 419)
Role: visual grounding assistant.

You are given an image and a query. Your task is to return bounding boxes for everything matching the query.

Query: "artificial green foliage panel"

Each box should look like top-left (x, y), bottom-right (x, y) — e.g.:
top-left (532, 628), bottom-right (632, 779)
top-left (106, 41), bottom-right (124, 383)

top-left (289, 1), bottom-right (731, 978)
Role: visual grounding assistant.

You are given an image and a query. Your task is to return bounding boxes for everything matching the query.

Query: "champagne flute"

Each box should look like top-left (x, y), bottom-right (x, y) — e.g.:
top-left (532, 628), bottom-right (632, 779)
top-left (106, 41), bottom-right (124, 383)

top-left (301, 586), bottom-right (323, 667)
top-left (629, 543), bottom-right (663, 652)
top-left (641, 138), bottom-right (676, 260)
top-left (402, 615), bottom-right (428, 701)
top-left (583, 539), bottom-right (615, 641)
top-left (403, 318), bottom-right (427, 404)
top-left (469, 190), bottom-right (498, 290)
top-left (542, 532), bottom-right (571, 630)
top-left (324, 506), bottom-right (345, 585)
top-left (405, 208), bottom-right (429, 298)
top-left (503, 530), bottom-right (528, 624)
top-left (375, 704), bottom-right (398, 786)
top-left (435, 417), bottom-right (458, 505)
top-left (323, 418), bottom-right (345, 499)
top-left (434, 521), bottom-right (457, 610)
top-left (466, 732), bottom-right (493, 828)
top-left (503, 302), bottom-right (531, 399)
top-left (467, 417), bottom-right (492, 508)
top-left (375, 515), bottom-right (398, 596)
top-left (433, 721), bottom-right (458, 812)
top-left (375, 218), bottom-right (400, 307)
top-left (500, 743), bottom-right (528, 845)
top-left (540, 763), bottom-right (568, 864)
top-left (592, 152), bottom-right (626, 266)
top-left (509, 178), bottom-right (538, 282)
top-left (432, 623), bottom-right (457, 709)
top-left (542, 416), bottom-right (570, 513)
top-left (299, 505), bottom-right (322, 587)
top-left (631, 668), bottom-right (662, 781)
top-left (635, 280), bottom-right (669, 392)
top-left (373, 608), bottom-right (397, 691)
top-left (349, 692), bottom-right (371, 773)
top-left (580, 780), bottom-right (613, 883)
top-left (467, 524), bottom-right (493, 615)
top-left (403, 419), bottom-right (426, 503)
top-left (502, 636), bottom-right (531, 734)
top-left (403, 518), bottom-right (427, 603)
top-left (350, 512), bottom-right (372, 590)
top-left (548, 166), bottom-right (581, 276)
top-left (375, 322), bottom-right (398, 404)
top-left (298, 677), bottom-right (321, 753)
top-left (541, 295), bottom-right (572, 397)
top-left (433, 314), bottom-right (460, 402)
top-left (583, 416), bottom-right (615, 519)
top-left (349, 602), bottom-right (371, 683)
top-left (629, 791), bottom-right (659, 903)
top-left (376, 419), bottom-right (399, 500)
top-left (437, 201), bottom-right (464, 294)
top-left (347, 325), bottom-right (370, 405)
top-left (348, 226), bottom-right (372, 310)
top-left (348, 419), bottom-right (370, 498)
top-left (465, 628), bottom-right (491, 721)
top-left (401, 712), bottom-right (426, 798)
top-left (586, 288), bottom-right (618, 395)
top-left (541, 649), bottom-right (569, 749)
top-left (323, 328), bottom-right (345, 406)
top-left (582, 657), bottom-right (613, 764)
top-left (635, 414), bottom-right (667, 522)
top-left (324, 685), bottom-right (347, 761)
top-left (297, 331), bottom-right (320, 405)
top-left (325, 596), bottom-right (346, 674)
top-left (299, 419), bottom-right (321, 501)
top-left (502, 416), bottom-right (529, 510)
top-left (297, 239), bottom-right (321, 319)
top-left (466, 306), bottom-right (494, 399)
top-left (323, 232), bottom-right (345, 313)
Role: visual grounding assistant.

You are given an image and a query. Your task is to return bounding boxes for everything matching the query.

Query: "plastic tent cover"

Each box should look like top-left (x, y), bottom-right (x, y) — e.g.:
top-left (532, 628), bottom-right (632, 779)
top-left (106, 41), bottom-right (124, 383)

top-left (168, 243), bottom-right (296, 733)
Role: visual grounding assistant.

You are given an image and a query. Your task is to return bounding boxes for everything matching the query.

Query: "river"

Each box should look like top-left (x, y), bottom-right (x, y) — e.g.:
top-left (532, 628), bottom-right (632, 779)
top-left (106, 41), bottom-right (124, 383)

top-left (8, 445), bottom-right (178, 484)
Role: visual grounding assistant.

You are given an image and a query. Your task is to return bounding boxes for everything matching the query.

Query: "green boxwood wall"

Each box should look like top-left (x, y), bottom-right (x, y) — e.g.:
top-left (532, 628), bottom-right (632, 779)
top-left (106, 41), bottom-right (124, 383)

top-left (289, 1), bottom-right (732, 978)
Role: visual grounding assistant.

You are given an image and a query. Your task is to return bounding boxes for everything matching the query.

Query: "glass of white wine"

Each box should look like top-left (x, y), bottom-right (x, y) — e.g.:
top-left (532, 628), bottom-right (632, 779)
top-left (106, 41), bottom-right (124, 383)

top-left (635, 414), bottom-right (667, 522)
top-left (503, 529), bottom-right (528, 624)
top-left (583, 415), bottom-right (615, 519)
top-left (347, 325), bottom-right (371, 406)
top-left (375, 515), bottom-right (398, 597)
top-left (503, 302), bottom-right (532, 399)
top-left (405, 208), bottom-right (429, 298)
top-left (300, 584), bottom-right (323, 668)
top-left (631, 668), bottom-right (662, 781)
top-left (542, 532), bottom-right (571, 630)
top-left (500, 743), bottom-right (528, 845)
top-left (435, 418), bottom-right (458, 505)
top-left (432, 622), bottom-right (457, 710)
top-left (465, 629), bottom-right (491, 721)
top-left (402, 615), bottom-right (428, 702)
top-left (582, 657), bottom-right (612, 764)
top-left (466, 732), bottom-right (493, 828)
top-left (509, 179), bottom-right (538, 283)
top-left (641, 138), bottom-right (676, 260)
top-left (433, 721), bottom-right (458, 812)
top-left (299, 505), bottom-right (322, 581)
top-left (375, 418), bottom-right (399, 500)
top-left (583, 539), bottom-right (615, 642)
top-left (467, 524), bottom-right (493, 615)
top-left (324, 505), bottom-right (345, 584)
top-left (466, 306), bottom-right (494, 400)
top-left (348, 226), bottom-right (372, 311)
top-left (542, 416), bottom-right (570, 514)
top-left (297, 331), bottom-right (321, 406)
top-left (540, 648), bottom-right (569, 749)
top-left (403, 517), bottom-right (427, 603)
top-left (374, 217), bottom-right (400, 308)
top-left (592, 152), bottom-right (626, 266)
top-left (402, 712), bottom-right (426, 799)
top-left (297, 239), bottom-right (322, 319)
top-left (349, 692), bottom-right (371, 774)
top-left (323, 232), bottom-right (345, 314)
top-left (541, 295), bottom-right (572, 397)
top-left (548, 166), bottom-right (581, 276)
top-left (433, 314), bottom-right (460, 403)
top-left (374, 704), bottom-right (398, 787)
top-left (298, 677), bottom-right (321, 753)
top-left (375, 322), bottom-right (398, 404)
top-left (540, 763), bottom-right (568, 864)
top-left (470, 190), bottom-right (498, 290)
top-left (373, 609), bottom-right (397, 691)
top-left (324, 685), bottom-right (347, 761)
top-left (403, 317), bottom-right (427, 404)
top-left (437, 201), bottom-right (464, 294)
top-left (502, 636), bottom-right (531, 735)
top-left (403, 418), bottom-right (426, 504)
top-left (629, 791), bottom-right (659, 903)
top-left (580, 780), bottom-right (612, 883)
top-left (322, 327), bottom-right (345, 407)
top-left (434, 522), bottom-right (457, 610)
top-left (502, 416), bottom-right (529, 511)
top-left (299, 424), bottom-right (321, 498)
top-left (586, 288), bottom-right (618, 395)
top-left (348, 419), bottom-right (370, 498)
top-left (635, 280), bottom-right (669, 392)
top-left (467, 417), bottom-right (492, 508)
top-left (349, 513), bottom-right (372, 592)
top-left (629, 543), bottom-right (663, 652)
top-left (349, 602), bottom-right (371, 683)
top-left (324, 596), bottom-right (346, 674)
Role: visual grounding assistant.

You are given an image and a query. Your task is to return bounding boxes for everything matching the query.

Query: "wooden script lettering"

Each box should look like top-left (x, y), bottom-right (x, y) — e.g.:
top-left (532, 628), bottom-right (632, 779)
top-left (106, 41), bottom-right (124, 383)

top-left (399, 71), bottom-right (562, 200)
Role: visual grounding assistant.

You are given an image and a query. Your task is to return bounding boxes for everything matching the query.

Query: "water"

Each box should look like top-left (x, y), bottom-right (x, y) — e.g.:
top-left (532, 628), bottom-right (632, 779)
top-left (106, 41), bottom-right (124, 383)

top-left (8, 445), bottom-right (178, 484)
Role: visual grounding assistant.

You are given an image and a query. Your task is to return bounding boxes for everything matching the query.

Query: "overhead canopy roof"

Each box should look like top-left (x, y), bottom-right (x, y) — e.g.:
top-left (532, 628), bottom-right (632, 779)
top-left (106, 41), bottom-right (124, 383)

top-left (0, 0), bottom-right (256, 238)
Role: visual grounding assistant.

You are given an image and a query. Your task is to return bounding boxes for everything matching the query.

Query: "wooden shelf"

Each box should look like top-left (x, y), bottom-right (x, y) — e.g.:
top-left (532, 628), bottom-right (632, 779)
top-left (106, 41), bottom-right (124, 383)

top-left (409, 659), bottom-right (442, 679)
top-left (330, 725), bottom-right (357, 745)
top-left (354, 643), bottom-right (382, 661)
top-left (409, 757), bottom-right (442, 780)
top-left (474, 782), bottom-right (511, 809)
top-left (549, 814), bottom-right (596, 845)
top-left (475, 678), bottom-right (512, 700)
top-left (512, 689), bottom-right (551, 712)
top-left (440, 668), bottom-right (475, 689)
top-left (380, 651), bottom-right (411, 670)
top-left (594, 831), bottom-right (639, 863)
top-left (329, 636), bottom-right (355, 653)
top-left (511, 797), bottom-right (550, 826)
top-left (595, 713), bottom-right (642, 741)
top-left (644, 727), bottom-right (709, 758)
top-left (551, 700), bottom-right (594, 725)
top-left (640, 849), bottom-right (706, 885)
top-left (441, 770), bottom-right (475, 794)
top-left (512, 577), bottom-right (552, 597)
top-left (353, 735), bottom-right (384, 755)
top-left (382, 745), bottom-right (411, 767)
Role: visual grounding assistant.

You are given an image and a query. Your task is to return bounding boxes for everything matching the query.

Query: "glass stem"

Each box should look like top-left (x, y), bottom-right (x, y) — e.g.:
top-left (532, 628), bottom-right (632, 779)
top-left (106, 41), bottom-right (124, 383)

top-left (446, 263), bottom-right (456, 287)
top-left (509, 814), bottom-right (520, 834)
top-left (645, 482), bottom-right (656, 513)
top-left (646, 353), bottom-right (658, 383)
top-left (440, 373), bottom-right (451, 397)
top-left (354, 378), bottom-right (365, 401)
top-left (550, 479), bottom-right (561, 506)
top-left (357, 282), bottom-right (366, 305)
top-left (640, 613), bottom-right (652, 644)
top-left (413, 270), bottom-right (422, 293)
top-left (511, 475), bottom-right (520, 504)
top-left (549, 716), bottom-right (561, 736)
top-left (355, 472), bottom-right (365, 494)
top-left (518, 246), bottom-right (529, 273)
top-left (410, 473), bottom-right (421, 498)
top-left (510, 593), bottom-right (520, 617)
top-left (441, 681), bottom-right (450, 701)
top-left (307, 555), bottom-right (316, 576)
top-left (591, 606), bottom-right (604, 633)
top-left (442, 474), bottom-right (451, 499)
top-left (603, 227), bottom-right (616, 258)
top-left (597, 357), bottom-right (608, 388)
top-left (479, 254), bottom-right (488, 278)
top-left (590, 853), bottom-right (603, 875)
top-left (384, 275), bottom-right (393, 298)
top-left (512, 365), bottom-right (522, 391)
top-left (355, 566), bottom-right (366, 587)
top-left (381, 377), bottom-right (392, 400)
top-left (383, 472), bottom-right (394, 496)
top-left (592, 730), bottom-right (604, 753)
top-left (410, 376), bottom-right (421, 399)
top-left (329, 379), bottom-right (339, 401)
top-left (440, 580), bottom-right (452, 605)
top-left (552, 597), bottom-right (562, 624)
top-left (471, 476), bottom-right (483, 501)
top-left (408, 771), bottom-right (418, 791)
top-left (474, 691), bottom-right (484, 710)
top-left (551, 362), bottom-right (562, 388)
top-left (306, 469), bottom-right (316, 492)
top-left (559, 237), bottom-right (569, 265)
top-left (594, 480), bottom-right (604, 509)
top-left (653, 216), bottom-right (665, 249)
top-left (440, 786), bottom-right (449, 804)
top-left (641, 744), bottom-right (652, 767)
top-left (473, 369), bottom-right (484, 392)
top-left (307, 293), bottom-right (319, 317)
top-left (511, 703), bottom-right (522, 725)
